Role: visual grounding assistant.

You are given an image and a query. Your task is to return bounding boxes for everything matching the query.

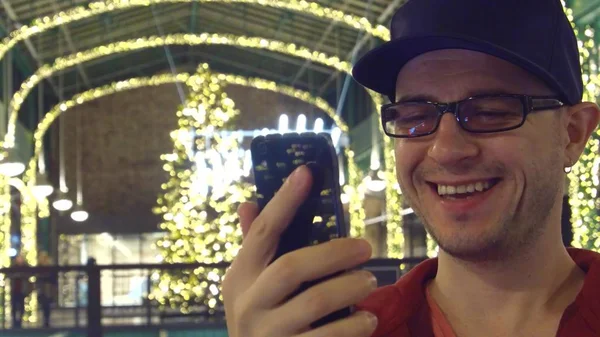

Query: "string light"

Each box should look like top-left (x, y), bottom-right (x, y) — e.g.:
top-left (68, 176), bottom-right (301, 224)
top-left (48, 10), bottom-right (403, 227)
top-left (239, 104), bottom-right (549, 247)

top-left (0, 176), bottom-right (11, 268)
top-left (564, 3), bottom-right (600, 252)
top-left (6, 177), bottom-right (39, 323)
top-left (363, 91), bottom-right (406, 259)
top-left (0, 176), bottom-right (11, 323)
top-left (0, 0), bottom-right (389, 64)
top-left (0, 0), bottom-right (381, 249)
top-left (9, 1), bottom-right (594, 261)
top-left (151, 64), bottom-right (247, 310)
top-left (24, 74), bottom-right (366, 253)
top-left (3, 33), bottom-right (353, 149)
top-left (20, 67), bottom-right (367, 308)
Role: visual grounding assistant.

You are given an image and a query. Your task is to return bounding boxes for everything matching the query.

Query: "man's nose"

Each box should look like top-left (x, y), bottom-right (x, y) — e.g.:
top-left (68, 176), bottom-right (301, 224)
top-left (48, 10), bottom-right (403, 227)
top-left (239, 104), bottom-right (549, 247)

top-left (427, 113), bottom-right (480, 166)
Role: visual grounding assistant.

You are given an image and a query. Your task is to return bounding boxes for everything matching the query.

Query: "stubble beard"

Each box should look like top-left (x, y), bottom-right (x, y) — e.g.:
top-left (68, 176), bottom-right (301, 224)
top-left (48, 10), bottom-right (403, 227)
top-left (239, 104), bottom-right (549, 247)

top-left (401, 159), bottom-right (562, 263)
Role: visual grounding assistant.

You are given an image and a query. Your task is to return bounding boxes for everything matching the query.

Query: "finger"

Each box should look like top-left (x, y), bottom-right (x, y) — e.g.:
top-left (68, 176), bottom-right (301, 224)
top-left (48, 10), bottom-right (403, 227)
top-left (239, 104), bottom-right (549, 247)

top-left (248, 238), bottom-right (372, 308)
top-left (237, 166), bottom-right (313, 274)
top-left (237, 202), bottom-right (259, 238)
top-left (294, 311), bottom-right (378, 337)
top-left (272, 269), bottom-right (377, 334)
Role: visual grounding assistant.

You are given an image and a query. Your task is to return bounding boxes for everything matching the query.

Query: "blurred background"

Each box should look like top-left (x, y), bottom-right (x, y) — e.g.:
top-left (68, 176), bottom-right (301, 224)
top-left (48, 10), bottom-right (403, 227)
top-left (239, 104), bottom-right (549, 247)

top-left (0, 0), bottom-right (597, 336)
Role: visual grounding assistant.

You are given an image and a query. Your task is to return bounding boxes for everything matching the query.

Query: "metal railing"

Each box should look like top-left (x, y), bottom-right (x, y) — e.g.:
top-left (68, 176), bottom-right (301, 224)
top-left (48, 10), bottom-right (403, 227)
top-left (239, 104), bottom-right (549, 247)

top-left (0, 256), bottom-right (426, 337)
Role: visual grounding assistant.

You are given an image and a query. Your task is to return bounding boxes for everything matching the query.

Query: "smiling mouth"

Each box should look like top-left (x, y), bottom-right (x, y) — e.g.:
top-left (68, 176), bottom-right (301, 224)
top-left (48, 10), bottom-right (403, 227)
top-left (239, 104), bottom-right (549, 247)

top-left (428, 178), bottom-right (501, 199)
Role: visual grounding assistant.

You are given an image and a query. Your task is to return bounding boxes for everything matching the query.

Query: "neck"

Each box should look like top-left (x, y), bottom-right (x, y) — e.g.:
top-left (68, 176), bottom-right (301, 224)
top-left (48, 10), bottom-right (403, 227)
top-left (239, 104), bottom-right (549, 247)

top-left (430, 223), bottom-right (585, 335)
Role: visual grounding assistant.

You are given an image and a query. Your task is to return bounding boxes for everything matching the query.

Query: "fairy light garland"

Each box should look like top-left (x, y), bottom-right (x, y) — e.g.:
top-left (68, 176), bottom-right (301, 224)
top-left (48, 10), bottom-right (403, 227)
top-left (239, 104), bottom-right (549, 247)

top-left (150, 64), bottom-right (245, 310)
top-left (0, 0), bottom-right (385, 250)
top-left (9, 178), bottom-right (38, 266)
top-left (24, 74), bottom-right (191, 184)
top-left (24, 74), bottom-right (365, 242)
top-left (564, 3), bottom-right (600, 252)
top-left (3, 33), bottom-right (352, 149)
top-left (0, 1), bottom-right (380, 254)
top-left (21, 73), bottom-right (366, 289)
top-left (0, 176), bottom-right (10, 324)
top-left (0, 177), bottom-right (11, 267)
top-left (0, 0), bottom-right (389, 64)
top-left (12, 35), bottom-right (365, 255)
top-left (7, 0), bottom-right (595, 263)
top-left (6, 177), bottom-right (39, 323)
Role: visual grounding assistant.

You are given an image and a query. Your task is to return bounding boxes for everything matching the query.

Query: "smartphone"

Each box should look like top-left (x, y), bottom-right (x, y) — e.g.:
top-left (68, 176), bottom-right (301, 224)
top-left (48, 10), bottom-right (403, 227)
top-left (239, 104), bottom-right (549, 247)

top-left (250, 132), bottom-right (351, 328)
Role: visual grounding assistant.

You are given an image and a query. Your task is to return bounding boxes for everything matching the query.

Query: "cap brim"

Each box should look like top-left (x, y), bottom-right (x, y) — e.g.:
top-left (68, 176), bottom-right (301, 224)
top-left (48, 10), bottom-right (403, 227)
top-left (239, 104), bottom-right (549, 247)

top-left (352, 35), bottom-right (568, 103)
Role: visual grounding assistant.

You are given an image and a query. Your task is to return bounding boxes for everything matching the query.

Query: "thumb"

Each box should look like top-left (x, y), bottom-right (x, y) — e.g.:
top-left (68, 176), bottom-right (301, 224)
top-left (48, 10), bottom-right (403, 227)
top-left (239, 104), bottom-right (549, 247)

top-left (238, 202), bottom-right (260, 238)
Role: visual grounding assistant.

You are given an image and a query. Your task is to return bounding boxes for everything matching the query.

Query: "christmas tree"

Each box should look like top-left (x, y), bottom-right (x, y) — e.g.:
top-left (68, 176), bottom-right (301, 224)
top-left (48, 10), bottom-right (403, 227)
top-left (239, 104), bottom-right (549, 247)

top-left (151, 64), bottom-right (252, 313)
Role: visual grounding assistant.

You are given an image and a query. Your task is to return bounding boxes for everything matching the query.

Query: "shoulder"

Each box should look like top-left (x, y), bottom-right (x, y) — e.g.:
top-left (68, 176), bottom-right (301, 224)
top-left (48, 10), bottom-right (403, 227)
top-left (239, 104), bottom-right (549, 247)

top-left (566, 248), bottom-right (600, 335)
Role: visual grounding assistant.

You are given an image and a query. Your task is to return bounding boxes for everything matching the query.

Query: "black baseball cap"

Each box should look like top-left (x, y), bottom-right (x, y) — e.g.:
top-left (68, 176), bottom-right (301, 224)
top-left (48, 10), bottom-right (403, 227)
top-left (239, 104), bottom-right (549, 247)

top-left (352, 0), bottom-right (583, 105)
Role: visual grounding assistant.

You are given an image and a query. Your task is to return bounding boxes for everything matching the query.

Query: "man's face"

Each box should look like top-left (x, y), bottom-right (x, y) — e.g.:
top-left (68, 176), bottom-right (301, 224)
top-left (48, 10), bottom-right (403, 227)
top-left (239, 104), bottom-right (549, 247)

top-left (394, 49), bottom-right (566, 261)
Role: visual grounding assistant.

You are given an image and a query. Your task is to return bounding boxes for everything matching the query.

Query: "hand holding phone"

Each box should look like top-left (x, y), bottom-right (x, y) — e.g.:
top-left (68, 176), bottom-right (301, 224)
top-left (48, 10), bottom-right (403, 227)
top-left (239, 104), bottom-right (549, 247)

top-left (251, 133), bottom-right (351, 327)
top-left (221, 133), bottom-right (378, 337)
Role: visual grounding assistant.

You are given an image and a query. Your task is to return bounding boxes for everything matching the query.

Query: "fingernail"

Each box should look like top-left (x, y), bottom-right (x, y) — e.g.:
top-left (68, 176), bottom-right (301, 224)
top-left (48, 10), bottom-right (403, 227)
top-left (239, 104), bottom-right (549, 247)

top-left (358, 240), bottom-right (372, 257)
top-left (360, 311), bottom-right (378, 330)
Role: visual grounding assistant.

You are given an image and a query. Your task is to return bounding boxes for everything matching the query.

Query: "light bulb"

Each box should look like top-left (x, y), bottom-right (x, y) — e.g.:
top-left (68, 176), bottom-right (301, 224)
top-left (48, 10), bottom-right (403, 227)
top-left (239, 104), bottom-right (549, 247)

top-left (314, 118), bottom-right (324, 133)
top-left (33, 185), bottom-right (54, 199)
top-left (364, 171), bottom-right (386, 193)
top-left (278, 114), bottom-right (289, 133)
top-left (296, 114), bottom-right (306, 132)
top-left (71, 205), bottom-right (89, 222)
top-left (366, 179), bottom-right (386, 192)
top-left (0, 150), bottom-right (25, 177)
top-left (33, 172), bottom-right (54, 199)
top-left (53, 191), bottom-right (73, 211)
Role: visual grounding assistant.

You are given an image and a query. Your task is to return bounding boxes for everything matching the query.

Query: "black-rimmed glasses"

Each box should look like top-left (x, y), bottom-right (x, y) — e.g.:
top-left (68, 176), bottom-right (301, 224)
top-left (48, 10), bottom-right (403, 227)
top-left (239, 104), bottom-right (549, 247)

top-left (381, 94), bottom-right (565, 138)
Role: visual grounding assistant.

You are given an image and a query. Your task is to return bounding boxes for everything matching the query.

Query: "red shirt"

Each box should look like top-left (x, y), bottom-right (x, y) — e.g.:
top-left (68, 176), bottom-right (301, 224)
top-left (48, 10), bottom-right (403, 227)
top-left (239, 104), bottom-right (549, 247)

top-left (356, 248), bottom-right (600, 337)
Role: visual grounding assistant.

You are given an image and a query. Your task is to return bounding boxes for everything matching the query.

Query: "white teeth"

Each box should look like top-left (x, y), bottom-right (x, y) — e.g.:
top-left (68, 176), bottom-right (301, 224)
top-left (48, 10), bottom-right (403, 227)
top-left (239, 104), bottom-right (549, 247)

top-left (475, 182), bottom-right (484, 192)
top-left (437, 180), bottom-right (495, 196)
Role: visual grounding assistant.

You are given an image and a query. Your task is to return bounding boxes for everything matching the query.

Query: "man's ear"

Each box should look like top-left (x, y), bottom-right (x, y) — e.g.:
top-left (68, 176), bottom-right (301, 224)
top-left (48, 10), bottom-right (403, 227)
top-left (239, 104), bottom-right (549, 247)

top-left (564, 102), bottom-right (600, 166)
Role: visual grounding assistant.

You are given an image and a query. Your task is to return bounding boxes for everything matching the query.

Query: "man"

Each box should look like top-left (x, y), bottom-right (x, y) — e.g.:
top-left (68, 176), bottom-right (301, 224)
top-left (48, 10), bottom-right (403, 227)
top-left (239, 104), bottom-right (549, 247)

top-left (222, 0), bottom-right (600, 336)
top-left (10, 253), bottom-right (31, 328)
top-left (37, 251), bottom-right (56, 327)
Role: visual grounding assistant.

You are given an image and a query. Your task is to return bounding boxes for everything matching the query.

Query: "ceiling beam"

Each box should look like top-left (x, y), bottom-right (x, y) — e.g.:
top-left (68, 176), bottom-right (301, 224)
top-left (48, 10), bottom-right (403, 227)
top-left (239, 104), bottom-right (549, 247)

top-left (37, 5), bottom-right (339, 62)
top-left (317, 0), bottom-right (407, 96)
top-left (38, 12), bottom-right (336, 79)
top-left (50, 0), bottom-right (92, 88)
top-left (573, 0), bottom-right (600, 26)
top-left (189, 1), bottom-right (199, 33)
top-left (289, 0), bottom-right (353, 86)
top-left (59, 50), bottom-right (313, 94)
top-left (0, 0), bottom-right (60, 96)
top-left (36, 2), bottom-right (344, 59)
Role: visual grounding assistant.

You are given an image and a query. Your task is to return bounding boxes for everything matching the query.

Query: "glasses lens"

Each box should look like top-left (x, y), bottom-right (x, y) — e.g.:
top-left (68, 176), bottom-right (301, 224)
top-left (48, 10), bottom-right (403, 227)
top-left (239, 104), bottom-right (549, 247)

top-left (459, 97), bottom-right (524, 131)
top-left (383, 102), bottom-right (439, 137)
